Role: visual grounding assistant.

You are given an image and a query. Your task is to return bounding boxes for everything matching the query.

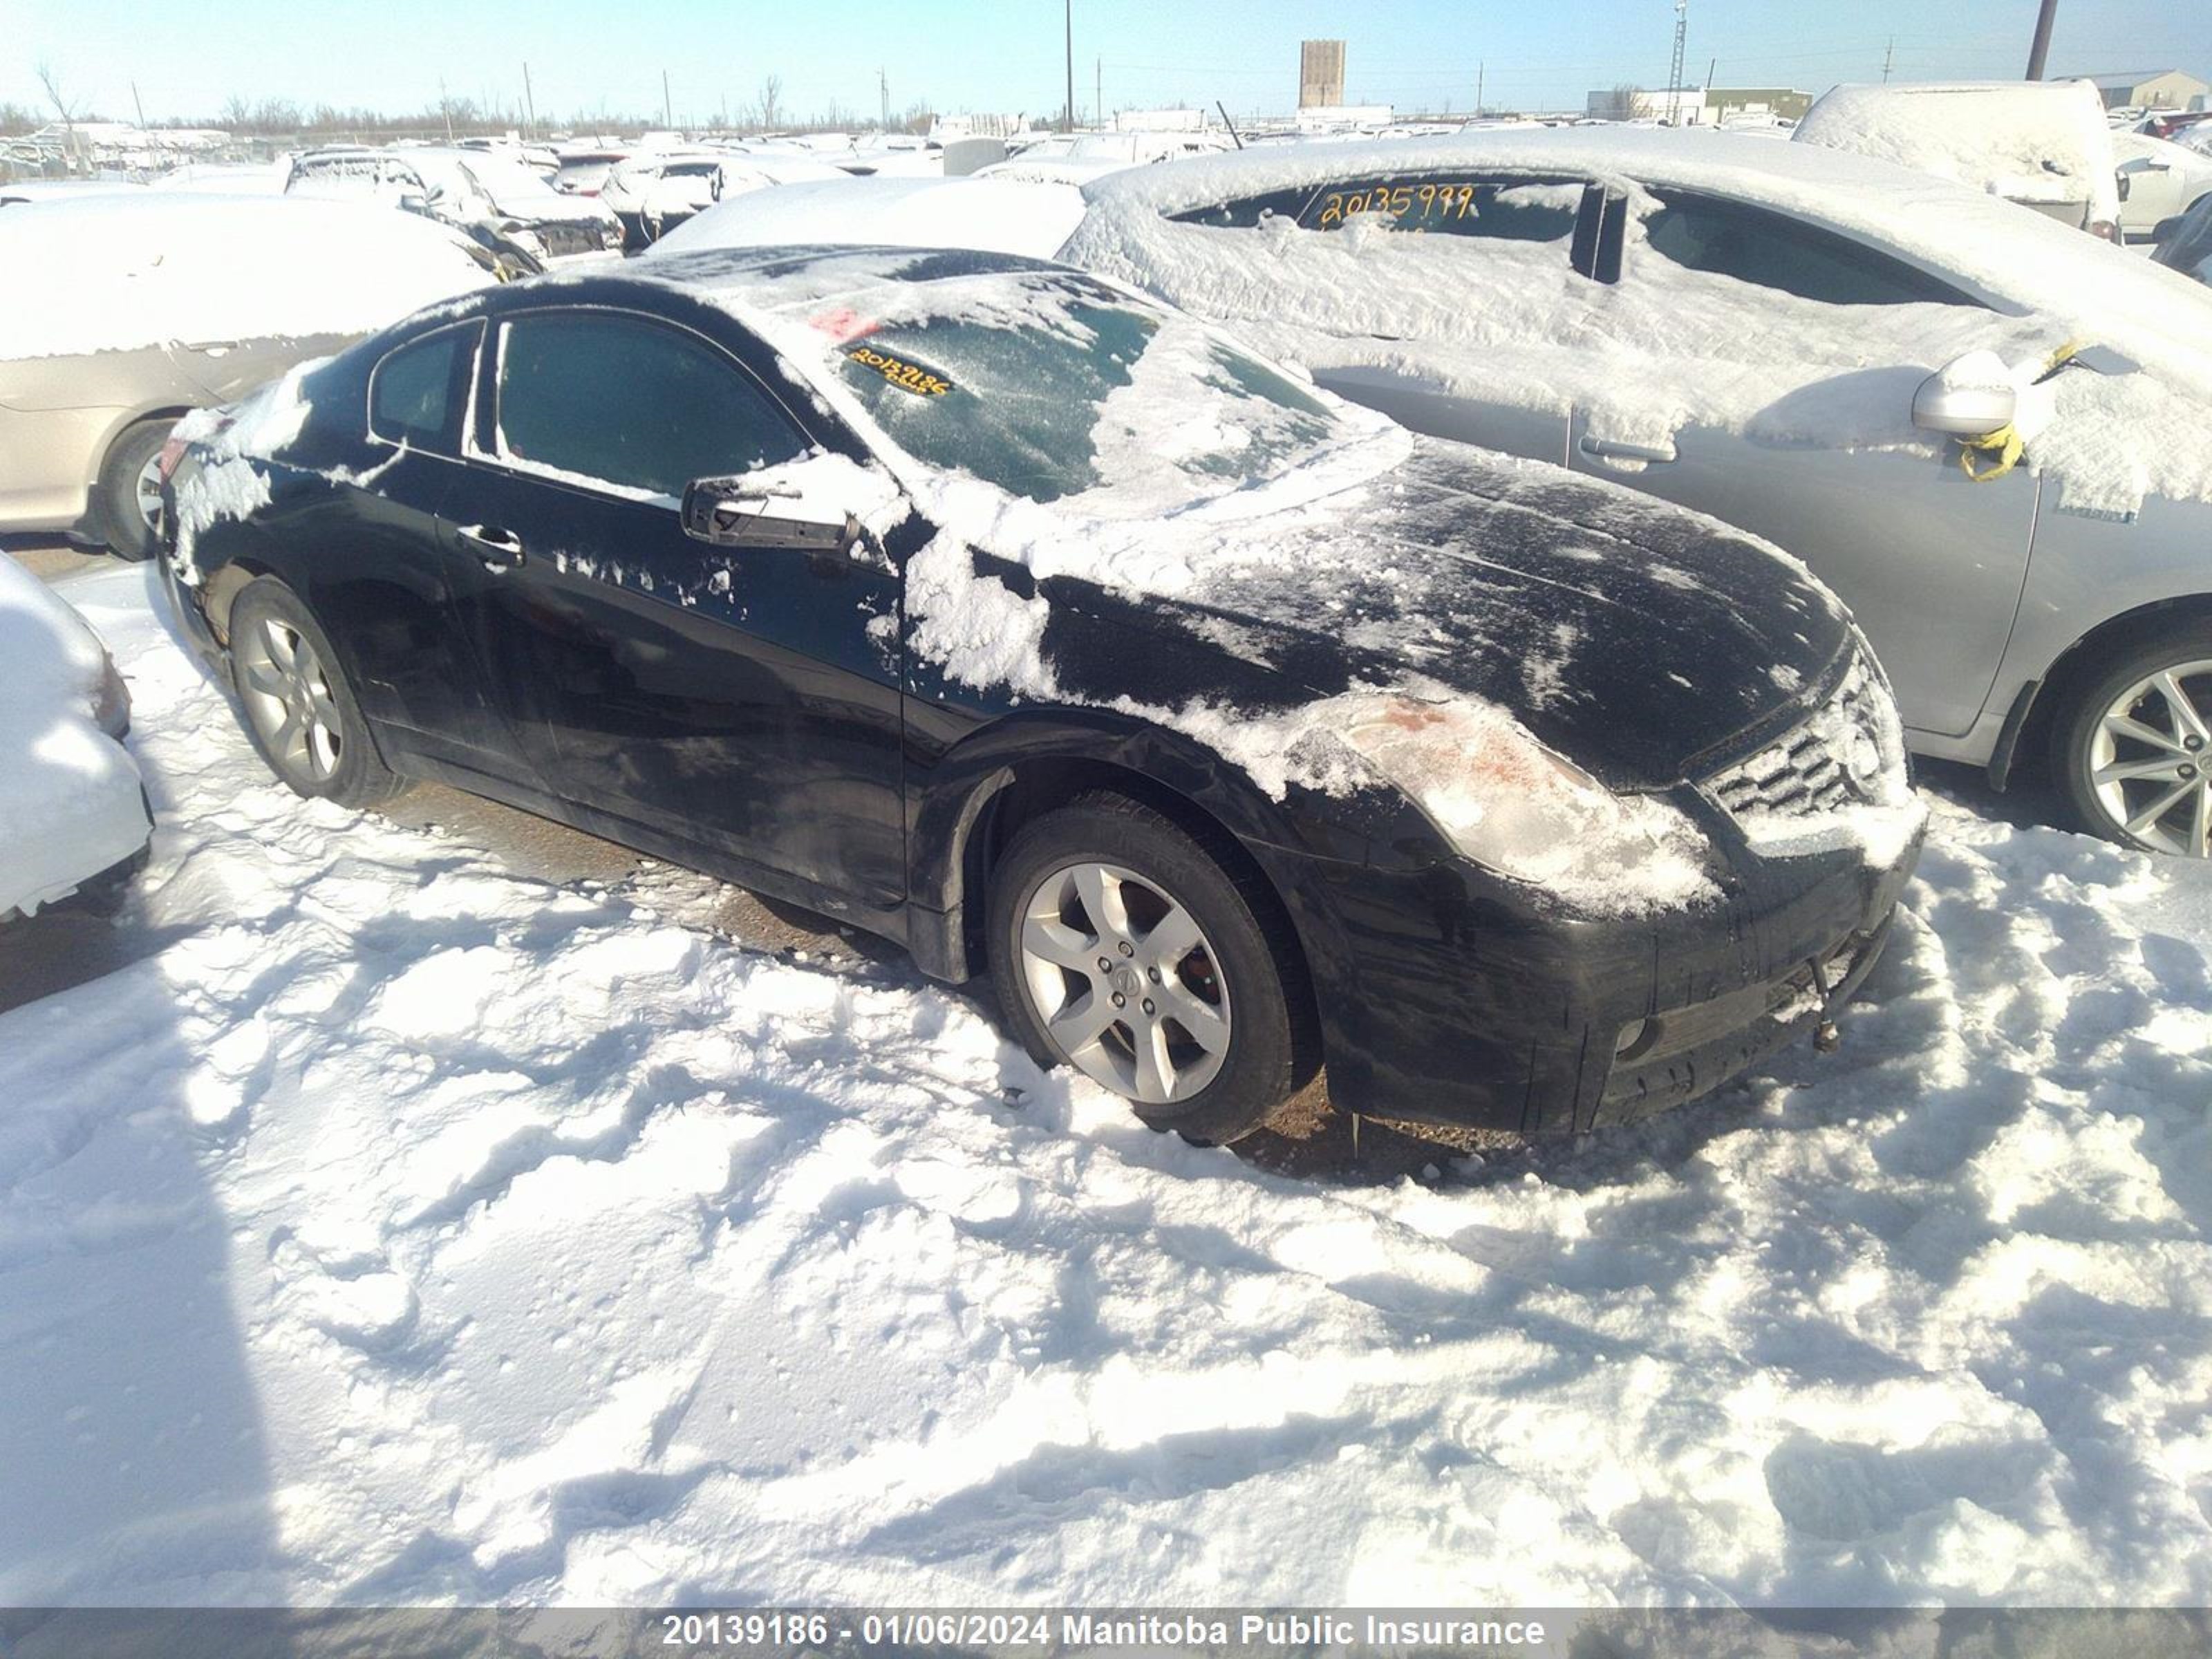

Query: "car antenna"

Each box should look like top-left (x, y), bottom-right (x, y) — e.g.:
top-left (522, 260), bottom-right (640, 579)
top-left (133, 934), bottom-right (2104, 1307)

top-left (1216, 100), bottom-right (1245, 149)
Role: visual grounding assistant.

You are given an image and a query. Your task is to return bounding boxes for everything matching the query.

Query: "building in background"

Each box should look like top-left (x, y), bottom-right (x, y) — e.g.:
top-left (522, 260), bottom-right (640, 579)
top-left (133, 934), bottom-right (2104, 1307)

top-left (1582, 85), bottom-right (1811, 125)
top-left (1300, 40), bottom-right (1347, 110)
top-left (1707, 86), bottom-right (1814, 122)
top-left (2078, 70), bottom-right (2211, 111)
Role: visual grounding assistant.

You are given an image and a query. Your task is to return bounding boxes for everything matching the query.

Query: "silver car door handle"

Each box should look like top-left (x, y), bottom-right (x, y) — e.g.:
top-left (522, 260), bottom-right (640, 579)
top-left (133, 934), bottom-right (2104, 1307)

top-left (454, 523), bottom-right (525, 570)
top-left (1578, 434), bottom-right (1679, 465)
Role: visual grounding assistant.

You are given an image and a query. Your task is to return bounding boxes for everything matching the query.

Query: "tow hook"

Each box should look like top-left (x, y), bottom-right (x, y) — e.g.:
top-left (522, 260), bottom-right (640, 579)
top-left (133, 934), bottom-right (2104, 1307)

top-left (1808, 953), bottom-right (1841, 1054)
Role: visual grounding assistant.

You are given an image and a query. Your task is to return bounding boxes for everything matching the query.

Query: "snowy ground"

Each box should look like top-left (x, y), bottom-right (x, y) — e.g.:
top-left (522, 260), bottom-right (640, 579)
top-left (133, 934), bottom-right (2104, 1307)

top-left (2, 561), bottom-right (2209, 1608)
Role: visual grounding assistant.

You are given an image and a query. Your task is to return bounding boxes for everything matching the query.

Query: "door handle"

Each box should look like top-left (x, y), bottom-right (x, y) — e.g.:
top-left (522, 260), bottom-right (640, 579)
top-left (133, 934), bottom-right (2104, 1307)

top-left (1578, 433), bottom-right (1678, 465)
top-left (454, 523), bottom-right (525, 570)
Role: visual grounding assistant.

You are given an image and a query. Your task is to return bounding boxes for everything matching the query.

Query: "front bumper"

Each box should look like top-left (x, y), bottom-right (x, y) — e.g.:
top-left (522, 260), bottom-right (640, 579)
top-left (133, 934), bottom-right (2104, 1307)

top-left (1271, 818), bottom-right (1922, 1136)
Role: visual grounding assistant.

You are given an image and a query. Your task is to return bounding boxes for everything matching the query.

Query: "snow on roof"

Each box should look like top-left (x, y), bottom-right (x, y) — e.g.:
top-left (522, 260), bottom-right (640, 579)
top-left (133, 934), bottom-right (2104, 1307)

top-left (646, 176), bottom-right (1085, 260)
top-left (0, 195), bottom-right (498, 362)
top-left (1794, 80), bottom-right (2120, 218)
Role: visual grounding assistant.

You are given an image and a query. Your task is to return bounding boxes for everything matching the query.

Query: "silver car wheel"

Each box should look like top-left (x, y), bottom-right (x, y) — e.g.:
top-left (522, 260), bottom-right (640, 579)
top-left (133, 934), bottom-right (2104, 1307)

top-left (133, 449), bottom-right (165, 536)
top-left (2088, 657), bottom-right (2212, 857)
top-left (1018, 859), bottom-right (1232, 1105)
top-left (238, 615), bottom-right (344, 783)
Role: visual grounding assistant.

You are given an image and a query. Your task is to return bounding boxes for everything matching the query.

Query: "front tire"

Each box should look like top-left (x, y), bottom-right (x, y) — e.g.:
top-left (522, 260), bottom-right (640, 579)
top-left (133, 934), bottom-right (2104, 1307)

top-left (2051, 621), bottom-right (2212, 856)
top-left (227, 578), bottom-right (409, 810)
top-left (987, 792), bottom-right (1305, 1145)
top-left (94, 418), bottom-right (174, 563)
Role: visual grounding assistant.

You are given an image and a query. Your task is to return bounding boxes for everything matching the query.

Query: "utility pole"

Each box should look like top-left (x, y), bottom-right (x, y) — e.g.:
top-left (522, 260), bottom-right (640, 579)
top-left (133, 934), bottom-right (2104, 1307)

top-left (2025, 0), bottom-right (2058, 79)
top-left (1064, 0), bottom-right (1075, 133)
top-left (1477, 60), bottom-right (1484, 116)
top-left (439, 76), bottom-right (454, 141)
top-left (522, 62), bottom-right (536, 139)
top-left (129, 79), bottom-right (147, 132)
top-left (1096, 55), bottom-right (1103, 129)
top-left (1882, 36), bottom-right (1895, 81)
top-left (662, 69), bottom-right (673, 129)
top-left (879, 66), bottom-right (889, 130)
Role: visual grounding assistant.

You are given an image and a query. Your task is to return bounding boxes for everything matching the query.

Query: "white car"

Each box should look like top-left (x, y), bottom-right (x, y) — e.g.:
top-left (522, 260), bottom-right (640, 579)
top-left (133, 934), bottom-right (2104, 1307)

top-left (2112, 130), bottom-right (2212, 244)
top-left (285, 145), bottom-right (621, 267)
top-left (1793, 79), bottom-right (2122, 237)
top-left (0, 555), bottom-right (151, 921)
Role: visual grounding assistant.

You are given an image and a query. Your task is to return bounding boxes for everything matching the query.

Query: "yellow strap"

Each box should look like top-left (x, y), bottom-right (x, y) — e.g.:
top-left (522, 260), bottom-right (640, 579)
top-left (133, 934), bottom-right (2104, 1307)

top-left (1958, 339), bottom-right (2085, 482)
top-left (1958, 423), bottom-right (2025, 483)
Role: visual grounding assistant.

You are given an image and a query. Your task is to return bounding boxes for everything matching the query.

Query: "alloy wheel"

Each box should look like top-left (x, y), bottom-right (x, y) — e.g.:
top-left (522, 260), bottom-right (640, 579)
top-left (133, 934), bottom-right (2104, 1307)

top-left (2087, 657), bottom-right (2212, 856)
top-left (1017, 860), bottom-right (1232, 1104)
top-left (132, 449), bottom-right (165, 537)
top-left (238, 615), bottom-right (344, 784)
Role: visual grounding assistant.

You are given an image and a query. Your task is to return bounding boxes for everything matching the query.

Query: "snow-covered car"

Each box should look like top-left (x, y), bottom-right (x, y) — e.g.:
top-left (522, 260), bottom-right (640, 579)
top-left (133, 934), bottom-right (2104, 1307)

top-left (628, 153), bottom-right (856, 243)
top-left (1062, 129), bottom-right (2212, 857)
top-left (597, 149), bottom-right (729, 249)
top-left (0, 194), bottom-right (500, 560)
top-left (284, 145), bottom-right (622, 268)
top-left (1792, 80), bottom-right (2121, 238)
top-left (977, 129), bottom-right (1235, 187)
top-left (552, 147), bottom-right (628, 196)
top-left (0, 554), bottom-right (151, 921)
top-left (2112, 129), bottom-right (2212, 244)
top-left (648, 175), bottom-right (1089, 259)
top-left (160, 247), bottom-right (1920, 1145)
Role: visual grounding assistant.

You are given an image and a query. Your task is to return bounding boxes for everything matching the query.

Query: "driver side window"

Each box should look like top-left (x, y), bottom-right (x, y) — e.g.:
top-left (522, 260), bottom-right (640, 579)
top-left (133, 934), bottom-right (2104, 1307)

top-left (489, 312), bottom-right (807, 499)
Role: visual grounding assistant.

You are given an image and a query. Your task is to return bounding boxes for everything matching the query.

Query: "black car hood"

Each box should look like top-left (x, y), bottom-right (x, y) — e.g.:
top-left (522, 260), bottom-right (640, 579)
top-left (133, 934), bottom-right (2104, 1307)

top-left (1050, 438), bottom-right (1857, 793)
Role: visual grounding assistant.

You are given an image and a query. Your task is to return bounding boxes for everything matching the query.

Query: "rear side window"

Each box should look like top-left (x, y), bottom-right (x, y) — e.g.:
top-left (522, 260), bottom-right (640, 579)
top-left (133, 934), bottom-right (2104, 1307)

top-left (1298, 176), bottom-right (1584, 241)
top-left (368, 322), bottom-right (479, 453)
top-left (1638, 189), bottom-right (1981, 307)
top-left (491, 311), bottom-right (807, 499)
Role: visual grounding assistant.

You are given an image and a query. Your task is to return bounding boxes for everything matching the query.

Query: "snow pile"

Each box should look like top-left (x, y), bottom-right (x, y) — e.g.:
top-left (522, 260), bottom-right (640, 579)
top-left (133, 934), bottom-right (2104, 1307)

top-left (1794, 81), bottom-right (2121, 221)
top-left (1067, 127), bottom-right (2212, 518)
top-left (2, 563), bottom-right (2209, 1606)
top-left (0, 556), bottom-right (145, 918)
top-left (0, 195), bottom-right (497, 362)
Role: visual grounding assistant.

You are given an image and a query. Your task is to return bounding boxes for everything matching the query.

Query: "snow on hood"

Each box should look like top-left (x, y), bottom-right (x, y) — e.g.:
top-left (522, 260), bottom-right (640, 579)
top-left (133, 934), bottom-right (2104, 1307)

top-left (1794, 81), bottom-right (2121, 221)
top-left (646, 176), bottom-right (1086, 260)
top-left (0, 555), bottom-right (146, 917)
top-left (0, 195), bottom-right (498, 363)
top-left (1069, 128), bottom-right (2212, 518)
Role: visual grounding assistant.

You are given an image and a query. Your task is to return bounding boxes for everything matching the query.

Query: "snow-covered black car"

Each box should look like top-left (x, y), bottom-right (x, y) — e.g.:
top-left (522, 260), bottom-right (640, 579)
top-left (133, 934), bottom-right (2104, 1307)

top-left (158, 248), bottom-right (1922, 1145)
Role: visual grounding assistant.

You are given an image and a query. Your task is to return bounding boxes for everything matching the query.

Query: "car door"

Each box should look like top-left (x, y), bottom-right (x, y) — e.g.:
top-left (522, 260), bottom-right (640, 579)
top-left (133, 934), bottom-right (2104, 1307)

top-left (445, 306), bottom-right (908, 911)
top-left (292, 317), bottom-right (535, 781)
top-left (1166, 171), bottom-right (1600, 467)
top-left (1568, 187), bottom-right (2038, 742)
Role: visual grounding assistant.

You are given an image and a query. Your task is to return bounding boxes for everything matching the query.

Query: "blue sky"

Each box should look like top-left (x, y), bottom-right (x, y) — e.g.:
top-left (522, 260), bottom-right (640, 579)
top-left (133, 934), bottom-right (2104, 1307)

top-left (4, 0), bottom-right (2206, 124)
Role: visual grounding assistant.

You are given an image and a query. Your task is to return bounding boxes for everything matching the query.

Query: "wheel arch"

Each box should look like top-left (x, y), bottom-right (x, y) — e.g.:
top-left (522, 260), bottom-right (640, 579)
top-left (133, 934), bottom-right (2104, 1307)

top-left (2000, 592), bottom-right (2212, 786)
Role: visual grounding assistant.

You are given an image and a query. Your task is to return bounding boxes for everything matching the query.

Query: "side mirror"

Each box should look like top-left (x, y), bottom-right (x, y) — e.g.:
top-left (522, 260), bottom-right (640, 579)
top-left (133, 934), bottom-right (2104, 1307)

top-left (1912, 368), bottom-right (2016, 437)
top-left (681, 475), bottom-right (856, 552)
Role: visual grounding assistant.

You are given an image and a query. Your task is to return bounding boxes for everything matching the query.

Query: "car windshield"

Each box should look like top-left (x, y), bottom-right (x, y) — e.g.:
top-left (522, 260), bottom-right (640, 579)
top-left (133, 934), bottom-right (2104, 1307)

top-left (789, 265), bottom-right (1348, 515)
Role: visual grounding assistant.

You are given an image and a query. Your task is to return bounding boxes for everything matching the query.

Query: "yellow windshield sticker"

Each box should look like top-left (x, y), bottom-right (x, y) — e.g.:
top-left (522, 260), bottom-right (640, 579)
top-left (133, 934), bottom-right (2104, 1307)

top-left (1314, 181), bottom-right (1481, 231)
top-left (848, 345), bottom-right (953, 397)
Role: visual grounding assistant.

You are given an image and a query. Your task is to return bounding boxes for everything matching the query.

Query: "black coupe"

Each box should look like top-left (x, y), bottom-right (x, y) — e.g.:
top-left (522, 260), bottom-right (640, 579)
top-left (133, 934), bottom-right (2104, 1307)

top-left (160, 246), bottom-right (1922, 1145)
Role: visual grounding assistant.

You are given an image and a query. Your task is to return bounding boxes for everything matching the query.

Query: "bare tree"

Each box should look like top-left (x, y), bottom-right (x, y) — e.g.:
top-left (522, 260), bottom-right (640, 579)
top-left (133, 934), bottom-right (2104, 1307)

top-left (1593, 82), bottom-right (1645, 122)
top-left (758, 73), bottom-right (783, 131)
top-left (35, 62), bottom-right (80, 131)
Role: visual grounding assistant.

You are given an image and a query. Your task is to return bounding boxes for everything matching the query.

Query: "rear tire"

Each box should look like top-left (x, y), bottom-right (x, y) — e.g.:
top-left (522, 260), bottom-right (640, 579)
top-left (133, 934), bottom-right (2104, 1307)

top-left (986, 791), bottom-right (1304, 1145)
top-left (227, 577), bottom-right (409, 810)
top-left (94, 418), bottom-right (174, 563)
top-left (2050, 620), bottom-right (2212, 857)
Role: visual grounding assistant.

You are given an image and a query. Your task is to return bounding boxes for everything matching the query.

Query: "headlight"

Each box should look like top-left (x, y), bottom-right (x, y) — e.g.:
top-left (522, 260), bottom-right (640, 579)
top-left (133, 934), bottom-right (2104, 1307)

top-left (1335, 693), bottom-right (1716, 913)
top-left (91, 655), bottom-right (131, 740)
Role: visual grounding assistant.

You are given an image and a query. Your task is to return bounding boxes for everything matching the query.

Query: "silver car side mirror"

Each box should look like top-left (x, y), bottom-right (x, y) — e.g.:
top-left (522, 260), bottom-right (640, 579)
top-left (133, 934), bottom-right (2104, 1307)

top-left (1912, 372), bottom-right (2016, 437)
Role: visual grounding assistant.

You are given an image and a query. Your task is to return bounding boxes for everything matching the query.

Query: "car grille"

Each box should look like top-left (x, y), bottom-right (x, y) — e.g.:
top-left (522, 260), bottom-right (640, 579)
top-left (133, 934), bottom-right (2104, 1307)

top-left (1703, 653), bottom-right (1903, 835)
